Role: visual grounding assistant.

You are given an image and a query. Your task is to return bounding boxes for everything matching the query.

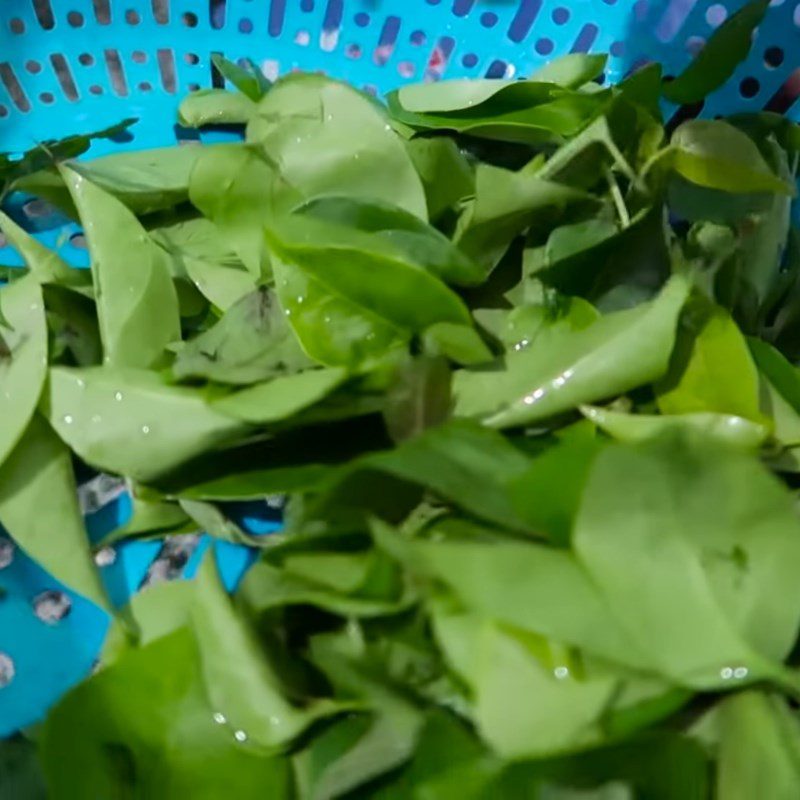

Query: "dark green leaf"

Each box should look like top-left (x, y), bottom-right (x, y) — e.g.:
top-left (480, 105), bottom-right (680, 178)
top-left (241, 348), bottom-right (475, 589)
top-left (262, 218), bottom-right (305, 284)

top-left (663, 0), bottom-right (770, 105)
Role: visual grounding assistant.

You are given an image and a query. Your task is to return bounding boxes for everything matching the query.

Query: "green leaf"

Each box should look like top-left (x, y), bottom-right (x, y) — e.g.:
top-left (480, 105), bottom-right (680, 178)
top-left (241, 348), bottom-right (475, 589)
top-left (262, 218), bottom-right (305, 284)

top-left (0, 275), bottom-right (48, 468)
top-left (2, 118), bottom-right (137, 194)
top-left (316, 421), bottom-right (534, 533)
top-left (415, 434), bottom-right (800, 689)
top-left (434, 610), bottom-right (618, 759)
top-left (453, 164), bottom-right (599, 270)
top-left (247, 73), bottom-right (427, 219)
top-left (0, 210), bottom-right (91, 291)
top-left (506, 424), bottom-right (605, 546)
top-left (173, 287), bottom-right (311, 385)
top-left (211, 367), bottom-right (348, 424)
top-left (389, 83), bottom-right (610, 145)
top-left (298, 195), bottom-right (486, 286)
top-left (266, 215), bottom-right (471, 365)
top-left (715, 691), bottom-right (800, 800)
top-left (406, 137), bottom-right (474, 222)
top-left (188, 143), bottom-right (288, 277)
top-left (60, 167), bottom-right (180, 369)
top-left (239, 559), bottom-right (414, 618)
top-left (152, 217), bottom-right (256, 311)
top-left (396, 79), bottom-right (527, 114)
top-left (192, 553), bottom-right (340, 749)
top-left (581, 405), bottom-right (768, 449)
top-left (178, 88), bottom-right (257, 128)
top-left (23, 145), bottom-right (209, 218)
top-left (656, 301), bottom-right (761, 420)
top-left (530, 54), bottom-right (608, 88)
top-left (0, 414), bottom-right (109, 611)
top-left (663, 0), bottom-right (770, 105)
top-left (42, 366), bottom-right (248, 483)
top-left (40, 629), bottom-right (293, 799)
top-left (454, 275), bottom-right (689, 428)
top-left (423, 322), bottom-right (494, 366)
top-left (211, 54), bottom-right (271, 102)
top-left (414, 537), bottom-right (647, 669)
top-left (572, 435), bottom-right (800, 687)
top-left (304, 641), bottom-right (425, 799)
top-left (671, 120), bottom-right (795, 196)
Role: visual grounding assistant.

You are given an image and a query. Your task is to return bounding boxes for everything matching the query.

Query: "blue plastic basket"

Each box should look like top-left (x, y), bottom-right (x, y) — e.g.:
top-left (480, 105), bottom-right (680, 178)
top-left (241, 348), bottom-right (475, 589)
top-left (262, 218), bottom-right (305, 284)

top-left (1, 0), bottom-right (799, 738)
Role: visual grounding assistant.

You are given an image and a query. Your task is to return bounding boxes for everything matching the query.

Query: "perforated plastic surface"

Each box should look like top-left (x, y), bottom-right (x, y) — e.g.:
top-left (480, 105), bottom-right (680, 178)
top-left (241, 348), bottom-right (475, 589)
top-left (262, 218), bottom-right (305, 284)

top-left (1, 0), bottom-right (799, 736)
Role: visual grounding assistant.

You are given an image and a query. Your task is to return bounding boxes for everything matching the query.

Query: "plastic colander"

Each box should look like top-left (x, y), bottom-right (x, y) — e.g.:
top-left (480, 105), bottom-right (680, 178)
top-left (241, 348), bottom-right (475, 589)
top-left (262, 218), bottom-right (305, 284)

top-left (1, 0), bottom-right (799, 737)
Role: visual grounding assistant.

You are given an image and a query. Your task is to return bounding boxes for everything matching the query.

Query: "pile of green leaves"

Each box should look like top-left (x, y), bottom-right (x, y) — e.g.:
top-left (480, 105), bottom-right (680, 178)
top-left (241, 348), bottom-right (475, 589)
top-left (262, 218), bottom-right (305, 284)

top-left (5, 5), bottom-right (800, 796)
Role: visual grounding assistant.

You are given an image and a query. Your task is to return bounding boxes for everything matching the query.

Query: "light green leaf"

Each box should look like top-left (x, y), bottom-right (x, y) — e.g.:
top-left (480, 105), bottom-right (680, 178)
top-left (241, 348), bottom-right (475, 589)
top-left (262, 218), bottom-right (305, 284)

top-left (454, 276), bottom-right (689, 428)
top-left (716, 691), bottom-right (800, 800)
top-left (0, 414), bottom-right (108, 611)
top-left (42, 366), bottom-right (248, 483)
top-left (434, 609), bottom-right (617, 759)
top-left (247, 73), bottom-right (426, 219)
top-left (671, 120), bottom-right (795, 196)
top-left (22, 145), bottom-right (208, 217)
top-left (573, 435), bottom-right (800, 687)
top-left (60, 167), bottom-right (180, 369)
top-left (240, 560), bottom-right (414, 619)
top-left (0, 274), bottom-right (48, 468)
top-left (0, 211), bottom-right (91, 292)
top-left (173, 287), bottom-right (311, 385)
top-left (40, 629), bottom-right (293, 799)
top-left (193, 554), bottom-right (339, 748)
top-left (454, 164), bottom-right (598, 270)
top-left (211, 54), bottom-right (271, 102)
top-left (405, 137), bottom-right (474, 221)
top-left (530, 54), bottom-right (608, 88)
top-left (178, 88), bottom-right (257, 128)
top-left (298, 195), bottom-right (486, 286)
top-left (423, 322), bottom-right (494, 366)
top-left (211, 368), bottom-right (347, 424)
top-left (152, 217), bottom-right (256, 311)
top-left (266, 215), bottom-right (471, 364)
top-left (188, 143), bottom-right (289, 277)
top-left (581, 405), bottom-right (768, 449)
top-left (656, 302), bottom-right (761, 420)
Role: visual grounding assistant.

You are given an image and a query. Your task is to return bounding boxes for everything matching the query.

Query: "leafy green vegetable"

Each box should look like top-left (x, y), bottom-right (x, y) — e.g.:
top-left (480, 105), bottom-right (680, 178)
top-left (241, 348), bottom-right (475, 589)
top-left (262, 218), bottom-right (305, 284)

top-left (0, 211), bottom-right (91, 291)
top-left (40, 629), bottom-right (293, 799)
top-left (60, 166), bottom-right (180, 369)
top-left (21, 145), bottom-right (207, 217)
top-left (247, 73), bottom-right (427, 219)
top-left (671, 120), bottom-right (795, 196)
top-left (8, 23), bottom-right (800, 796)
top-left (0, 414), bottom-right (109, 611)
top-left (663, 0), bottom-right (770, 105)
top-left (178, 88), bottom-right (258, 127)
top-left (454, 275), bottom-right (688, 428)
top-left (42, 366), bottom-right (248, 482)
top-left (0, 274), bottom-right (48, 468)
top-left (715, 691), bottom-right (800, 799)
top-left (211, 54), bottom-right (271, 102)
top-left (173, 287), bottom-right (311, 384)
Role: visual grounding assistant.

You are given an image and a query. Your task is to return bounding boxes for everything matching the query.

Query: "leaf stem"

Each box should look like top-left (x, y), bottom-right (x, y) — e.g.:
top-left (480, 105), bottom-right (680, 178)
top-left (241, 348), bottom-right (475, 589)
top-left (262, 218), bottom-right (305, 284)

top-left (605, 166), bottom-right (631, 228)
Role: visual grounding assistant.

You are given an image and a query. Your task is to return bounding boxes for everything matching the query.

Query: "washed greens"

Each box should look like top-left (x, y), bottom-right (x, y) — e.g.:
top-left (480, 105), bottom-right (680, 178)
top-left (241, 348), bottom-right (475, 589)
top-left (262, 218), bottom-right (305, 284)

top-left (3, 7), bottom-right (800, 797)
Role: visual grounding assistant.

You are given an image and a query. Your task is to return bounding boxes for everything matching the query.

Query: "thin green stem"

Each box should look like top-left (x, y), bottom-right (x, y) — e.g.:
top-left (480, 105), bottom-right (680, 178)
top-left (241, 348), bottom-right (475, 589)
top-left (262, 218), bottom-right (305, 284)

top-left (605, 166), bottom-right (631, 228)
